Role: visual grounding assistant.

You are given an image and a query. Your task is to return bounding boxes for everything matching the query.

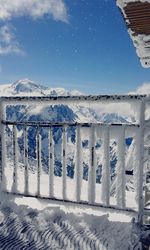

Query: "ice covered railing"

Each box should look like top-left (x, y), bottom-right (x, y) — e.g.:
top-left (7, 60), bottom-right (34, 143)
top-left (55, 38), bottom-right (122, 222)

top-left (0, 94), bottom-right (149, 225)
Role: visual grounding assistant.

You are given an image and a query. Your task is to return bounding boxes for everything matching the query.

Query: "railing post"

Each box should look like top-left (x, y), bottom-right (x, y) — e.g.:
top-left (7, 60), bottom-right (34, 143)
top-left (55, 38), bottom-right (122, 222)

top-left (24, 125), bottom-right (29, 195)
top-left (101, 126), bottom-right (110, 206)
top-left (116, 126), bottom-right (126, 208)
top-left (62, 125), bottom-right (67, 200)
top-left (75, 125), bottom-right (82, 202)
top-left (49, 127), bottom-right (54, 198)
top-left (88, 125), bottom-right (96, 204)
top-left (134, 100), bottom-right (145, 224)
top-left (37, 127), bottom-right (42, 197)
top-left (0, 101), bottom-right (6, 191)
top-left (12, 124), bottom-right (18, 193)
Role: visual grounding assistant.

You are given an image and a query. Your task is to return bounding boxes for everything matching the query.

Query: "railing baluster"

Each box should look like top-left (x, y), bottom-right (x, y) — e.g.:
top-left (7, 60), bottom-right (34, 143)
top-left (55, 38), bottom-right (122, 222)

top-left (24, 125), bottom-right (29, 195)
top-left (116, 126), bottom-right (126, 208)
top-left (75, 125), bottom-right (82, 202)
top-left (49, 127), bottom-right (54, 198)
top-left (62, 125), bottom-right (67, 200)
top-left (12, 125), bottom-right (18, 193)
top-left (88, 125), bottom-right (96, 204)
top-left (37, 127), bottom-right (41, 197)
top-left (101, 126), bottom-right (110, 206)
top-left (0, 102), bottom-right (7, 191)
top-left (134, 101), bottom-right (145, 224)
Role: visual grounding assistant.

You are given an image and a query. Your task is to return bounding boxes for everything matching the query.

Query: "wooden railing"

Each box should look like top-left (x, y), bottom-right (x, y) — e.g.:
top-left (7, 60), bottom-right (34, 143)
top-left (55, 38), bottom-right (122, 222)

top-left (0, 94), bottom-right (149, 224)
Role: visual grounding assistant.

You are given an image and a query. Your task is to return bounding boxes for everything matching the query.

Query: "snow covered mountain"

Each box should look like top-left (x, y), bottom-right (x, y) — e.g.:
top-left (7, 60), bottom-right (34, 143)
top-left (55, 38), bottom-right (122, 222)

top-left (1, 78), bottom-right (130, 123)
top-left (0, 78), bottom-right (83, 97)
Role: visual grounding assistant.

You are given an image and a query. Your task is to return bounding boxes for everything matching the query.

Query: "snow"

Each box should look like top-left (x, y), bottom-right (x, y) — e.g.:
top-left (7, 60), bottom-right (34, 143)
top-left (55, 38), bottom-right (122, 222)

top-left (88, 125), bottom-right (96, 204)
top-left (0, 79), bottom-right (83, 97)
top-left (3, 164), bottom-right (138, 211)
top-left (117, 0), bottom-right (150, 10)
top-left (0, 191), bottom-right (138, 250)
top-left (116, 1), bottom-right (150, 68)
top-left (0, 79), bottom-right (149, 248)
top-left (62, 125), bottom-right (67, 200)
top-left (75, 125), bottom-right (82, 202)
top-left (116, 127), bottom-right (126, 208)
top-left (24, 126), bottom-right (29, 195)
top-left (48, 127), bottom-right (54, 197)
top-left (12, 125), bottom-right (18, 193)
top-left (0, 163), bottom-right (141, 249)
top-left (101, 126), bottom-right (110, 206)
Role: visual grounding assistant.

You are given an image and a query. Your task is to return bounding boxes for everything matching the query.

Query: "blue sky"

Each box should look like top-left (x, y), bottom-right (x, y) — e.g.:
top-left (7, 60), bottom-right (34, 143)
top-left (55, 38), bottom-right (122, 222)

top-left (0, 0), bottom-right (150, 94)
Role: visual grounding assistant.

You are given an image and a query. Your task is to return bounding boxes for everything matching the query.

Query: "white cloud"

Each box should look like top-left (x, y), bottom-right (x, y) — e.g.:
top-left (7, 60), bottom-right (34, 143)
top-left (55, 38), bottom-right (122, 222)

top-left (0, 0), bottom-right (68, 22)
top-left (130, 83), bottom-right (150, 95)
top-left (0, 24), bottom-right (24, 55)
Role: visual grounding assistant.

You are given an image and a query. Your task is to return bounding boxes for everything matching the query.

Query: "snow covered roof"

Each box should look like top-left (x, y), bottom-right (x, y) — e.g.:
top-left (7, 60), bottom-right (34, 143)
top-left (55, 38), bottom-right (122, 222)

top-left (116, 0), bottom-right (150, 68)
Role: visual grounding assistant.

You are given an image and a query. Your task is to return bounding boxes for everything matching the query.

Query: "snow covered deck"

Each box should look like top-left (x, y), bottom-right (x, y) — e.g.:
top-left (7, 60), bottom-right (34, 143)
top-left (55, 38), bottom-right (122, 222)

top-left (0, 192), bottom-right (142, 250)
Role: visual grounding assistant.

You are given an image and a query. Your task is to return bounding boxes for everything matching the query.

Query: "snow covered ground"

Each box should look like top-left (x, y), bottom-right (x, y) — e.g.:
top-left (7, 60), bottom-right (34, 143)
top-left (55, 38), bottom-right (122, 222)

top-left (0, 165), bottom-right (145, 249)
top-left (4, 166), bottom-right (138, 211)
top-left (0, 188), bottom-right (139, 250)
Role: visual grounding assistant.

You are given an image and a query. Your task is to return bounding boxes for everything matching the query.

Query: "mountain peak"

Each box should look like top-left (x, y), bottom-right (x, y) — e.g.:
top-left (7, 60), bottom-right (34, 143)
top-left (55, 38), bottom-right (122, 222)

top-left (11, 78), bottom-right (47, 94)
top-left (0, 78), bottom-right (83, 97)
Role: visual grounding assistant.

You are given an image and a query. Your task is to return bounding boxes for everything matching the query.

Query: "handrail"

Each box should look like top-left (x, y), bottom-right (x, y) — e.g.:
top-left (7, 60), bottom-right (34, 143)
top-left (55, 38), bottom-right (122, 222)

top-left (0, 94), bottom-right (146, 103)
top-left (2, 120), bottom-right (140, 127)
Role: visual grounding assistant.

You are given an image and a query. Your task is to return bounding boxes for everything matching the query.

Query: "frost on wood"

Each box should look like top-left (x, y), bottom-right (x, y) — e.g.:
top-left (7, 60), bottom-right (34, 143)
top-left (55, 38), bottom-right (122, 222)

top-left (75, 125), bottom-right (82, 202)
top-left (0, 103), bottom-right (7, 192)
top-left (0, 124), bottom-right (7, 191)
top-left (101, 126), bottom-right (110, 206)
top-left (24, 125), bottom-right (29, 195)
top-left (48, 127), bottom-right (54, 198)
top-left (133, 129), bottom-right (144, 209)
top-left (88, 125), bottom-right (96, 204)
top-left (11, 125), bottom-right (18, 193)
top-left (37, 128), bottom-right (42, 197)
top-left (62, 125), bottom-right (67, 200)
top-left (116, 127), bottom-right (126, 208)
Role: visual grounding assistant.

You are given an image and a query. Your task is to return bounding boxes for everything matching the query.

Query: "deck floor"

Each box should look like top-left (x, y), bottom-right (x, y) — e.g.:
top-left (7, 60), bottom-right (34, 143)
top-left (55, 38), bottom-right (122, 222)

top-left (0, 193), bottom-right (142, 250)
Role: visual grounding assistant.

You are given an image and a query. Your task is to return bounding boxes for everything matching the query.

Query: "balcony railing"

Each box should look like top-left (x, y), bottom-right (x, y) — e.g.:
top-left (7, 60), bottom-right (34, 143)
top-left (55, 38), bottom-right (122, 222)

top-left (0, 94), bottom-right (149, 225)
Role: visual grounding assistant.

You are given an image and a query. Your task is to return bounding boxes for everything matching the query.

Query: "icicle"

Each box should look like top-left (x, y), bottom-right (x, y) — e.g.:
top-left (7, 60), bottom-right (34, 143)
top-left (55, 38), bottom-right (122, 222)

top-left (101, 126), bottom-right (110, 206)
top-left (37, 127), bottom-right (41, 197)
top-left (24, 125), bottom-right (29, 195)
top-left (116, 126), bottom-right (126, 208)
top-left (62, 125), bottom-right (67, 200)
top-left (12, 125), bottom-right (18, 193)
top-left (75, 125), bottom-right (82, 202)
top-left (88, 125), bottom-right (96, 204)
top-left (48, 127), bottom-right (54, 198)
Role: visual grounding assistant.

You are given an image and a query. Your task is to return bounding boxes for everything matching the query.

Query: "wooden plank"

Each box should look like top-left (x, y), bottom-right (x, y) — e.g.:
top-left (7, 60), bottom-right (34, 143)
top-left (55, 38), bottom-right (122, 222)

top-left (37, 127), bottom-right (41, 197)
top-left (101, 126), bottom-right (110, 206)
top-left (75, 125), bottom-right (82, 202)
top-left (116, 126), bottom-right (126, 209)
top-left (0, 102), bottom-right (7, 190)
top-left (62, 125), bottom-right (67, 200)
top-left (24, 125), bottom-right (29, 195)
top-left (88, 125), bottom-right (96, 204)
top-left (12, 125), bottom-right (18, 193)
top-left (49, 127), bottom-right (54, 198)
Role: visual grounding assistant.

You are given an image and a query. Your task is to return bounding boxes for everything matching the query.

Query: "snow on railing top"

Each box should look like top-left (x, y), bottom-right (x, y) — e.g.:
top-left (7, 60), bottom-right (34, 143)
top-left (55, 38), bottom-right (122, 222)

top-left (2, 120), bottom-right (140, 127)
top-left (0, 94), bottom-right (146, 103)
